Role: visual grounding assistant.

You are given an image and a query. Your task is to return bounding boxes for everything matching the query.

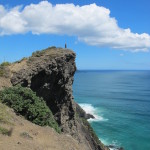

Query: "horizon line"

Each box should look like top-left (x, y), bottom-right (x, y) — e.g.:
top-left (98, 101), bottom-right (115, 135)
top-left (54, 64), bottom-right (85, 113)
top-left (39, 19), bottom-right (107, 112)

top-left (77, 69), bottom-right (150, 71)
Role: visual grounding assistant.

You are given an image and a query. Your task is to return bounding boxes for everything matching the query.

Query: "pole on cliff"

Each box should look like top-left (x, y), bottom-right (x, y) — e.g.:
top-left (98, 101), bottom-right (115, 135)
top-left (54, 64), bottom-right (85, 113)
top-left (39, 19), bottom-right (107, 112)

top-left (65, 43), bottom-right (67, 49)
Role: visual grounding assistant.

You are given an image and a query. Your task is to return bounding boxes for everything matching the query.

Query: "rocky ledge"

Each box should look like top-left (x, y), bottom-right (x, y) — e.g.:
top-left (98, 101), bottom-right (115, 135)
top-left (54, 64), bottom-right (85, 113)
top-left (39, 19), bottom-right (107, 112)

top-left (9, 47), bottom-right (109, 150)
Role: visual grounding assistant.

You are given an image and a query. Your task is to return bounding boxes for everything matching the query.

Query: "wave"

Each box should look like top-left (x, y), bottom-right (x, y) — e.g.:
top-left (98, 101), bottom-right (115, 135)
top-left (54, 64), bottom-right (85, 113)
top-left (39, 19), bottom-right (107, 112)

top-left (108, 140), bottom-right (122, 150)
top-left (100, 139), bottom-right (121, 150)
top-left (79, 103), bottom-right (108, 122)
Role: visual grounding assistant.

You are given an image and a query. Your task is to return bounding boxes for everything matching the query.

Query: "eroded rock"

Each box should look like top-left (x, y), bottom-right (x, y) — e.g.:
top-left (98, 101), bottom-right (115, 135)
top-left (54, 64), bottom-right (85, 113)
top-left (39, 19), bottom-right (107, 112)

top-left (11, 47), bottom-right (108, 150)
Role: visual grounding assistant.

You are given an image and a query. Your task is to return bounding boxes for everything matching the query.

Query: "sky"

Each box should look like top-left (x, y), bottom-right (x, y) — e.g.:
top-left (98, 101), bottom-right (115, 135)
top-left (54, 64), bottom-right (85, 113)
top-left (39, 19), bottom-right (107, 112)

top-left (0, 0), bottom-right (150, 70)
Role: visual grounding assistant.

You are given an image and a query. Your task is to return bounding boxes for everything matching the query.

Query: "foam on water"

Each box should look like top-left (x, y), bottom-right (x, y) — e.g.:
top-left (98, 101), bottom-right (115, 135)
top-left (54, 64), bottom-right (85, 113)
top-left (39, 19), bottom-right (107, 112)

top-left (79, 103), bottom-right (107, 122)
top-left (99, 138), bottom-right (121, 150)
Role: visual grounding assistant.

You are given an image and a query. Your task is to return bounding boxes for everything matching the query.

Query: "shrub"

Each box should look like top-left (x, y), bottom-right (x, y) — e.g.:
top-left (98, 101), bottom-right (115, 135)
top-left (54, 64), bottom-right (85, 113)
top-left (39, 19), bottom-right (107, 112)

top-left (0, 62), bottom-right (10, 67)
top-left (0, 61), bottom-right (10, 77)
top-left (0, 86), bottom-right (61, 133)
top-left (0, 126), bottom-right (13, 136)
top-left (32, 50), bottom-right (45, 57)
top-left (20, 132), bottom-right (33, 139)
top-left (0, 126), bottom-right (9, 135)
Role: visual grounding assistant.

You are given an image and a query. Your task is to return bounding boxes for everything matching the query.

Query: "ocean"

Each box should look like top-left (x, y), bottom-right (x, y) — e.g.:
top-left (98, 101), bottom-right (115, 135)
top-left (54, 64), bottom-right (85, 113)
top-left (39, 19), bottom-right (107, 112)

top-left (73, 70), bottom-right (150, 150)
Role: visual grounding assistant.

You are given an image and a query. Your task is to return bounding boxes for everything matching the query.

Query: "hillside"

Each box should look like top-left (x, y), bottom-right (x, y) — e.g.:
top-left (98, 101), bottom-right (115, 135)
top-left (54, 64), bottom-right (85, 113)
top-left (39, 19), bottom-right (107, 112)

top-left (0, 47), bottom-right (108, 150)
top-left (0, 103), bottom-right (87, 150)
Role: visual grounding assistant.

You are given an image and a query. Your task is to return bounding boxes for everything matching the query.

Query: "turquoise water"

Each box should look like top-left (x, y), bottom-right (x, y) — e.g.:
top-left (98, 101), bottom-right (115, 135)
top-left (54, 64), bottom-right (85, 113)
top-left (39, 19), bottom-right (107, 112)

top-left (73, 70), bottom-right (150, 150)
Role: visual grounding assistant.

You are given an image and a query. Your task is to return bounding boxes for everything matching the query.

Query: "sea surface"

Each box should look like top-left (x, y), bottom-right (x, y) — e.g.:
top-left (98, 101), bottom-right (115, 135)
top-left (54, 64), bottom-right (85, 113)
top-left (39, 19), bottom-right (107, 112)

top-left (73, 70), bottom-right (150, 150)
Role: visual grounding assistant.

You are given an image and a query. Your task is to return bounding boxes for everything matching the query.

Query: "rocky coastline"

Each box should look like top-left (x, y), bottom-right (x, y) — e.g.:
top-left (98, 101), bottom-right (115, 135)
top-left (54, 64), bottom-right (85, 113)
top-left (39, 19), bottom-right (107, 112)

top-left (1, 47), bottom-right (110, 150)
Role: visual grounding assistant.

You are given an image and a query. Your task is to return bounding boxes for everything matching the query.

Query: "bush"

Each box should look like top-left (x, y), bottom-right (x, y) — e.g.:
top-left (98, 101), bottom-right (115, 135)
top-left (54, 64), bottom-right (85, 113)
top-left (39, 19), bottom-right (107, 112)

top-left (0, 126), bottom-right (9, 135)
top-left (32, 50), bottom-right (45, 57)
top-left (0, 86), bottom-right (61, 133)
top-left (20, 132), bottom-right (33, 139)
top-left (0, 62), bottom-right (10, 67)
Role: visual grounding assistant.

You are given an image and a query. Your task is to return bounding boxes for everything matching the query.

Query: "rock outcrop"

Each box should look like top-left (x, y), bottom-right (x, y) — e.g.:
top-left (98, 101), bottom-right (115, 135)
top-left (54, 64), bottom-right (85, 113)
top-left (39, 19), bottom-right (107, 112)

top-left (10, 47), bottom-right (108, 150)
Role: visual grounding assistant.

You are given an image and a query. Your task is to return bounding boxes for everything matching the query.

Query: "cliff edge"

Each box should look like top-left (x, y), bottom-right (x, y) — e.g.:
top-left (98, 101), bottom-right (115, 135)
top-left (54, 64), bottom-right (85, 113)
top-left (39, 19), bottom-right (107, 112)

top-left (0, 47), bottom-right (108, 150)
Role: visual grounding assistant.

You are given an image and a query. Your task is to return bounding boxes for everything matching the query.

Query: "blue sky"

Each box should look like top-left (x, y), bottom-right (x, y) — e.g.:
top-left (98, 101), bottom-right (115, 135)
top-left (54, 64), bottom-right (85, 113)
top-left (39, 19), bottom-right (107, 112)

top-left (0, 0), bottom-right (150, 70)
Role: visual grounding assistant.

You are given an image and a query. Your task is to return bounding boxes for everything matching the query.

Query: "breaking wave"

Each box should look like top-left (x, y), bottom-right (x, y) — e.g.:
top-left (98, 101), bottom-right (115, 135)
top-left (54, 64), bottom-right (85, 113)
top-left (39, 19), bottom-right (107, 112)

top-left (79, 103), bottom-right (108, 122)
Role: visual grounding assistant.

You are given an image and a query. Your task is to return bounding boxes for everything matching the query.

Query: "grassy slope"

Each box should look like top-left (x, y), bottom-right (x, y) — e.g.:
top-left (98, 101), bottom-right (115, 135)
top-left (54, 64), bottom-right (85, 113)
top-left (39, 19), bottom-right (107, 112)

top-left (0, 103), bottom-right (13, 135)
top-left (0, 102), bottom-right (88, 150)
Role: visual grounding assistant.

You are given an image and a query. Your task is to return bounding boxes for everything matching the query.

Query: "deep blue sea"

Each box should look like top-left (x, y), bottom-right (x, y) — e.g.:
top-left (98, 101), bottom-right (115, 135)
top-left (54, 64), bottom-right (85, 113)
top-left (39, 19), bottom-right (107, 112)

top-left (73, 70), bottom-right (150, 150)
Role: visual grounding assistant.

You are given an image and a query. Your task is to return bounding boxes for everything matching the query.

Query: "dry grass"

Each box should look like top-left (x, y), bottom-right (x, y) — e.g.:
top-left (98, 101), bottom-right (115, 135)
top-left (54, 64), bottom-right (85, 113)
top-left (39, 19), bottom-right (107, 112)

top-left (0, 103), bottom-right (12, 124)
top-left (27, 47), bottom-right (73, 63)
top-left (0, 103), bottom-right (13, 136)
top-left (0, 102), bottom-right (86, 150)
top-left (9, 58), bottom-right (27, 74)
top-left (0, 62), bottom-right (11, 76)
top-left (9, 47), bottom-right (73, 74)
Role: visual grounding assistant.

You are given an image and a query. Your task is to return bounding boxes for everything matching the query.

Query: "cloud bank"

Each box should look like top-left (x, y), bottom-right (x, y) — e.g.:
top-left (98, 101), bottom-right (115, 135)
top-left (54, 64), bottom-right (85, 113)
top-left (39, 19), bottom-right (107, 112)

top-left (0, 1), bottom-right (150, 52)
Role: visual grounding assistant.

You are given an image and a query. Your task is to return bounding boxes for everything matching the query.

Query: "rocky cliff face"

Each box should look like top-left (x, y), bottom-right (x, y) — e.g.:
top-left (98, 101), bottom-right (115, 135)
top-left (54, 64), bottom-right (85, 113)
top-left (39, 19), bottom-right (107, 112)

top-left (10, 47), bottom-right (108, 150)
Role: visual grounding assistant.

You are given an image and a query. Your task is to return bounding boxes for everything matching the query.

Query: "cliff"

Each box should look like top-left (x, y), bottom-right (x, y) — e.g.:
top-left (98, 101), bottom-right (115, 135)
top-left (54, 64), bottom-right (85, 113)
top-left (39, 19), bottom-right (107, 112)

top-left (0, 47), bottom-right (108, 150)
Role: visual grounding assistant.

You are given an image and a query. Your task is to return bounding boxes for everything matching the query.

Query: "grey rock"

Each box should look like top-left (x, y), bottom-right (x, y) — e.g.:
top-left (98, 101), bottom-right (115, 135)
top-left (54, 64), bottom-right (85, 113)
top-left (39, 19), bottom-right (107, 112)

top-left (86, 113), bottom-right (95, 119)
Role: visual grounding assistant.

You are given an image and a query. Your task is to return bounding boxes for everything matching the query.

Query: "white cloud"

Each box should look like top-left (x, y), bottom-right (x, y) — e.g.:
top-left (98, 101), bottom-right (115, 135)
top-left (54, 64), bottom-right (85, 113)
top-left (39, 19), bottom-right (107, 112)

top-left (0, 1), bottom-right (150, 52)
top-left (0, 5), bottom-right (27, 35)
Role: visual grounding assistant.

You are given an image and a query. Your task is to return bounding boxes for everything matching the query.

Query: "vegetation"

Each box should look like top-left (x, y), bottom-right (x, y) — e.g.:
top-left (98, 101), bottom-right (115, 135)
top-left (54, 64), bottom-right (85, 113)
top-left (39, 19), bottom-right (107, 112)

top-left (15, 57), bottom-right (27, 63)
top-left (0, 102), bottom-right (13, 136)
top-left (0, 102), bottom-right (11, 124)
top-left (20, 132), bottom-right (33, 139)
top-left (32, 50), bottom-right (45, 57)
top-left (0, 62), bottom-right (11, 67)
top-left (0, 86), bottom-right (61, 133)
top-left (0, 126), bottom-right (9, 135)
top-left (31, 46), bottom-right (57, 57)
top-left (27, 46), bottom-right (70, 64)
top-left (0, 126), bottom-right (13, 136)
top-left (0, 61), bottom-right (10, 77)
